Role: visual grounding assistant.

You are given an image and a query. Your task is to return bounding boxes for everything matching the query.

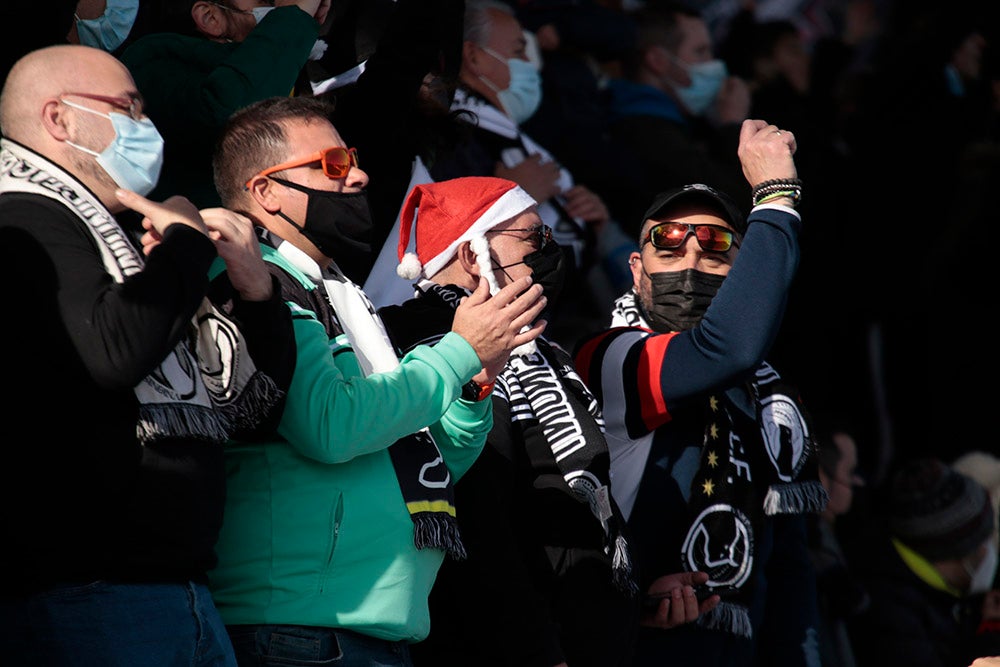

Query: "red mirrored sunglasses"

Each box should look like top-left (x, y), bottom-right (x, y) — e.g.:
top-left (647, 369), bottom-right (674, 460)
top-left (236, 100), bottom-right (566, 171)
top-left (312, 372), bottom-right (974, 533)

top-left (641, 222), bottom-right (736, 253)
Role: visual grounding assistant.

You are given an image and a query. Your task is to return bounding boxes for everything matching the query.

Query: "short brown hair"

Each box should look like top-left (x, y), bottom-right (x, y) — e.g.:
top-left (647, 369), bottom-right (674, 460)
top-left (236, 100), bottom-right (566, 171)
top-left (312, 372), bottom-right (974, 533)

top-left (213, 96), bottom-right (336, 206)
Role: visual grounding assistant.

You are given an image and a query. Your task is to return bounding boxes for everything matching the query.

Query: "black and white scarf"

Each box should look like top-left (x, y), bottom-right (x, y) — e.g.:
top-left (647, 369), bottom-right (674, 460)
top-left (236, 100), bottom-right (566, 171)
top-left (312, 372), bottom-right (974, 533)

top-left (270, 239), bottom-right (466, 560)
top-left (612, 289), bottom-right (827, 636)
top-left (402, 283), bottom-right (638, 594)
top-left (0, 139), bottom-right (281, 446)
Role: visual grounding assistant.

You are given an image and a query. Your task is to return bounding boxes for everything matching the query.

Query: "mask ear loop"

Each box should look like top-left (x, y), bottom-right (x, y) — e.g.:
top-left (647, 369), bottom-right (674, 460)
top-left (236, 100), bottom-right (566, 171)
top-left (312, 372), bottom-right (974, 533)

top-left (470, 235), bottom-right (536, 356)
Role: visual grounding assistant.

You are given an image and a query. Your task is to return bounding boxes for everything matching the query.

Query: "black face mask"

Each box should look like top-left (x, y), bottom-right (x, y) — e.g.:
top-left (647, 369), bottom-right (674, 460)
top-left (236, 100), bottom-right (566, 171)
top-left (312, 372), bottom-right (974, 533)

top-left (641, 268), bottom-right (725, 333)
top-left (272, 177), bottom-right (373, 273)
top-left (494, 240), bottom-right (567, 306)
top-left (522, 240), bottom-right (567, 306)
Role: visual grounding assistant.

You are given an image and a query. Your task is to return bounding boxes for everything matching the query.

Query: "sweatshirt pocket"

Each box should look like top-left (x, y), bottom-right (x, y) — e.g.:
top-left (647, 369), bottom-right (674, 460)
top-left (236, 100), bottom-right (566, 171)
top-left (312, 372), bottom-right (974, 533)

top-left (318, 491), bottom-right (344, 595)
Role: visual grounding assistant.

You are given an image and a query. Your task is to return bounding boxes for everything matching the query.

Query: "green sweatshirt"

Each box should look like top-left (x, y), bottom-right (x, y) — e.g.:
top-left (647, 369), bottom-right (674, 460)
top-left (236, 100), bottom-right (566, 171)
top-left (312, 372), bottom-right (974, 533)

top-left (207, 245), bottom-right (490, 642)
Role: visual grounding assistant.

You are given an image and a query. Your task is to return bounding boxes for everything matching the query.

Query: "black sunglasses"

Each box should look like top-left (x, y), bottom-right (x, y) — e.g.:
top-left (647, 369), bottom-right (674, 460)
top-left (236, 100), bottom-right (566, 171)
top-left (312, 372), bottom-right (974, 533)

top-left (641, 222), bottom-right (736, 253)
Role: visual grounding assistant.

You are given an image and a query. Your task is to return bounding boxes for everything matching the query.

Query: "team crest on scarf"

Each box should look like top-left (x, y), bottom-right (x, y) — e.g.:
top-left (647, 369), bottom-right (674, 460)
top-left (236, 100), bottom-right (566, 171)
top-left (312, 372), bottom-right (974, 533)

top-left (681, 503), bottom-right (754, 591)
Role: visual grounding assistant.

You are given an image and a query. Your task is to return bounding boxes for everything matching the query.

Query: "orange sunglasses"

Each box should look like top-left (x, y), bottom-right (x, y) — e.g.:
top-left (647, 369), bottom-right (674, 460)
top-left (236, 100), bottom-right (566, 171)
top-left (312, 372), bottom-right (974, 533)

top-left (245, 146), bottom-right (359, 189)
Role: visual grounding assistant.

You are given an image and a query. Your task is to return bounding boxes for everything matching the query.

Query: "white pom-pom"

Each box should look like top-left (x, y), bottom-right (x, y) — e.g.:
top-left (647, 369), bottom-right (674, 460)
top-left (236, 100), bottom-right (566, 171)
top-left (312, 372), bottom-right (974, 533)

top-left (397, 252), bottom-right (422, 280)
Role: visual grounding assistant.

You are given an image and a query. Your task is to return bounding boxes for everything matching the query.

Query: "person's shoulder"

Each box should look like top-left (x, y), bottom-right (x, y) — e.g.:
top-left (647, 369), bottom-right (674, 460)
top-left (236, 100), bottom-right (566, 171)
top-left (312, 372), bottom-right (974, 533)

top-left (119, 31), bottom-right (216, 67)
top-left (0, 193), bottom-right (83, 235)
top-left (573, 326), bottom-right (652, 358)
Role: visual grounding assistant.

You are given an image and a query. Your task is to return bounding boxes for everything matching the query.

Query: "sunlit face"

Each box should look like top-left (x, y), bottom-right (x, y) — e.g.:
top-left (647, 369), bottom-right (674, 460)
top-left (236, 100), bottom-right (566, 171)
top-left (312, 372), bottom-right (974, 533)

top-left (57, 56), bottom-right (145, 211)
top-left (463, 8), bottom-right (528, 102)
top-left (260, 118), bottom-right (368, 255)
top-left (483, 209), bottom-right (545, 288)
top-left (629, 204), bottom-right (738, 310)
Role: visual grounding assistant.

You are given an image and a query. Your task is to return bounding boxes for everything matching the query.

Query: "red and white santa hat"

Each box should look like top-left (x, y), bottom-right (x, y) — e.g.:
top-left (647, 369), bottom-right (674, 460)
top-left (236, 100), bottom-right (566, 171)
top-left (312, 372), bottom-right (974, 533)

top-left (396, 176), bottom-right (537, 292)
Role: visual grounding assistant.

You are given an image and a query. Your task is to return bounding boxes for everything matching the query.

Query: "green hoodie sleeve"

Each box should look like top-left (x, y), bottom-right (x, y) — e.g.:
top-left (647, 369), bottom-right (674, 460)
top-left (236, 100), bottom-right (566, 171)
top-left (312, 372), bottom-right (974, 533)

top-left (280, 312), bottom-right (489, 466)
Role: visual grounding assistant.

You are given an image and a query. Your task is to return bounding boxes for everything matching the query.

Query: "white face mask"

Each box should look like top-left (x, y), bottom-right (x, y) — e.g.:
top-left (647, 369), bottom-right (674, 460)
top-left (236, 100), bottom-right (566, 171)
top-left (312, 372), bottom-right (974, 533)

top-left (964, 540), bottom-right (998, 595)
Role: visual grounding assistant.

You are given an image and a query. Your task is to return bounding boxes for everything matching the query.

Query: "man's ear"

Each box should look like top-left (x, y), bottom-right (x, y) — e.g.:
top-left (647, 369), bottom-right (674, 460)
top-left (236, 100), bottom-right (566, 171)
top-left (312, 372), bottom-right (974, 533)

top-left (644, 45), bottom-right (670, 77)
top-left (40, 98), bottom-right (71, 141)
top-left (191, 1), bottom-right (227, 39)
top-left (456, 240), bottom-right (482, 277)
top-left (629, 251), bottom-right (643, 291)
top-left (462, 40), bottom-right (485, 76)
top-left (246, 175), bottom-right (282, 214)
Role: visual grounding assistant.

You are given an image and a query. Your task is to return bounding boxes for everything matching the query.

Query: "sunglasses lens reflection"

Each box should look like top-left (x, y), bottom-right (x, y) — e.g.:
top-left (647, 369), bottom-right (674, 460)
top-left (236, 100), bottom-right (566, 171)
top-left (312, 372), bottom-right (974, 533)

top-left (651, 223), bottom-right (733, 252)
top-left (321, 148), bottom-right (359, 178)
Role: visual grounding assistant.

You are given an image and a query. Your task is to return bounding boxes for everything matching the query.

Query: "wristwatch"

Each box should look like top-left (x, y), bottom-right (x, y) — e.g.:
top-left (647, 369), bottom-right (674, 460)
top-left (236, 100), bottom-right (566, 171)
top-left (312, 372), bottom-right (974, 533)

top-left (461, 379), bottom-right (495, 402)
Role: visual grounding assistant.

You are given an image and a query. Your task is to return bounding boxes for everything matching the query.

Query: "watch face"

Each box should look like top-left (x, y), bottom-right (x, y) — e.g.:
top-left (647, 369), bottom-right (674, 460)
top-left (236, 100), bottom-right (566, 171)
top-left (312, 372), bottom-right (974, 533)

top-left (462, 379), bottom-right (495, 402)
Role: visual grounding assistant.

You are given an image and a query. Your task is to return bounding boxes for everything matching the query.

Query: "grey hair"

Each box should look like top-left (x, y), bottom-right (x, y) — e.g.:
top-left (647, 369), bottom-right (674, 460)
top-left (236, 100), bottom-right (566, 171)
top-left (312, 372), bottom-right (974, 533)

top-left (464, 0), bottom-right (515, 45)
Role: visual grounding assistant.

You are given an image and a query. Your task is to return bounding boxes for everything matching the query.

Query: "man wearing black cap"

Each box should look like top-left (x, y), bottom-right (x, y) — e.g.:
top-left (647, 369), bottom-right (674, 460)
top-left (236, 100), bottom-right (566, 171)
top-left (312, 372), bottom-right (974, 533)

top-left (574, 118), bottom-right (828, 666)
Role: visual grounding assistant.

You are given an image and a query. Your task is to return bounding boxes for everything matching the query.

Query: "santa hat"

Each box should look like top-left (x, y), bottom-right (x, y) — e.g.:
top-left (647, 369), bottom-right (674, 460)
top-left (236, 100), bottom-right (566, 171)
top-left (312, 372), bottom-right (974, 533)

top-left (396, 177), bottom-right (537, 292)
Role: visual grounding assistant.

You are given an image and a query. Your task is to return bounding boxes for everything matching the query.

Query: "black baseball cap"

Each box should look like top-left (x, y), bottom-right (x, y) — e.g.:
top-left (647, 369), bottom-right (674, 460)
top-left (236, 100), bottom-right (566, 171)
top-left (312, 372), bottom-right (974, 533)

top-left (641, 184), bottom-right (747, 236)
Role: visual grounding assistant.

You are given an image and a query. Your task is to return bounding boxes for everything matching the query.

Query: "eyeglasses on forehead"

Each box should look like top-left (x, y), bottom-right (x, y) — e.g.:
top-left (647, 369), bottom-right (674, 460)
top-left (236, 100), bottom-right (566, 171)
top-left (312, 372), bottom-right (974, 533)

top-left (62, 92), bottom-right (143, 121)
top-left (245, 146), bottom-right (359, 189)
top-left (486, 224), bottom-right (553, 248)
top-left (641, 221), bottom-right (736, 253)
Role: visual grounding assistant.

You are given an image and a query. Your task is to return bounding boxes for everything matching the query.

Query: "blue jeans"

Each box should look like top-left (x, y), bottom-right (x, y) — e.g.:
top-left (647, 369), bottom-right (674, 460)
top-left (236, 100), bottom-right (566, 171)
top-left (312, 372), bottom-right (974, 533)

top-left (0, 580), bottom-right (236, 667)
top-left (227, 624), bottom-right (413, 667)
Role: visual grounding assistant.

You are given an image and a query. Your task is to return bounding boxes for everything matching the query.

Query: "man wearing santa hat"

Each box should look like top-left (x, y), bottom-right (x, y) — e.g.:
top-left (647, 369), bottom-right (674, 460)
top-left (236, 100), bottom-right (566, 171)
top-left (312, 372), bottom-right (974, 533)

top-left (204, 95), bottom-right (547, 666)
top-left (379, 175), bottom-right (718, 667)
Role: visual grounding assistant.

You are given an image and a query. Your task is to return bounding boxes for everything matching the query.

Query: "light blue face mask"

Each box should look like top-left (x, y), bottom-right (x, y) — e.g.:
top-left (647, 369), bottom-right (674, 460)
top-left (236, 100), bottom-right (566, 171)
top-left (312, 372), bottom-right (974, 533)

top-left (673, 58), bottom-right (727, 116)
top-left (251, 6), bottom-right (274, 22)
top-left (62, 99), bottom-right (164, 196)
top-left (75, 0), bottom-right (139, 52)
top-left (478, 46), bottom-right (543, 125)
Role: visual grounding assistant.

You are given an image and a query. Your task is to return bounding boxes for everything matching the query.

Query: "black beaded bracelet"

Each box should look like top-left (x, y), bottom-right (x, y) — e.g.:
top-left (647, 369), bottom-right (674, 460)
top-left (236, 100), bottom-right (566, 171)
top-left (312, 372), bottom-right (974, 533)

top-left (751, 178), bottom-right (803, 207)
top-left (752, 178), bottom-right (802, 195)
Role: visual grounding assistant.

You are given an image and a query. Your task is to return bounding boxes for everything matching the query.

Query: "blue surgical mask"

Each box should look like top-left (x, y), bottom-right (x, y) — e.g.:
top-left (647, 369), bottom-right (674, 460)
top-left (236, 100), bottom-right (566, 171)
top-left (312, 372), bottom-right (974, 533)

top-left (478, 47), bottom-right (542, 124)
top-left (75, 0), bottom-right (139, 52)
top-left (63, 99), bottom-right (164, 196)
top-left (673, 58), bottom-right (727, 116)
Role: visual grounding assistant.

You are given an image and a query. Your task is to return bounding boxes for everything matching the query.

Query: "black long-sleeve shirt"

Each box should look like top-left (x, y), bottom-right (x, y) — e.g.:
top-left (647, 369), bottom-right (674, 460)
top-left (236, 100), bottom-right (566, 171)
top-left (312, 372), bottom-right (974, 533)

top-left (0, 192), bottom-right (294, 594)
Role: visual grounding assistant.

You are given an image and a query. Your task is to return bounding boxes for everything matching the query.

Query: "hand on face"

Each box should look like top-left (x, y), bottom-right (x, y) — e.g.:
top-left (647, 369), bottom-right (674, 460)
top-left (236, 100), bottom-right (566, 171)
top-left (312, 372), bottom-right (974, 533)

top-left (451, 276), bottom-right (547, 381)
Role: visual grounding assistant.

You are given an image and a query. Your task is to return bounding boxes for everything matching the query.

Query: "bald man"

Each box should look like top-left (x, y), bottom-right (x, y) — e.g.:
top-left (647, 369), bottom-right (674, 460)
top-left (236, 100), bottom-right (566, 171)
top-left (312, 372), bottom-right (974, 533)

top-left (0, 44), bottom-right (294, 666)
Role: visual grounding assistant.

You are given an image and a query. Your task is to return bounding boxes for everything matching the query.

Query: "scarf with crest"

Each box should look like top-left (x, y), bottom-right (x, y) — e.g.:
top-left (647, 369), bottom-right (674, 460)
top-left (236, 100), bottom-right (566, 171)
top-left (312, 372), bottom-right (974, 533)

top-left (0, 138), bottom-right (281, 446)
top-left (390, 282), bottom-right (638, 595)
top-left (266, 237), bottom-right (466, 560)
top-left (611, 289), bottom-right (827, 637)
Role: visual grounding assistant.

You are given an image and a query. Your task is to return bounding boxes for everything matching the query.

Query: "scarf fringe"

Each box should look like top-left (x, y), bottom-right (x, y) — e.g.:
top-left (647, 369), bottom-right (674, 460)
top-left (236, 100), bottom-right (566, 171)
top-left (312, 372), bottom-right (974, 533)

top-left (698, 601), bottom-right (753, 638)
top-left (611, 533), bottom-right (639, 597)
top-left (763, 480), bottom-right (829, 515)
top-left (137, 404), bottom-right (229, 446)
top-left (413, 513), bottom-right (468, 561)
top-left (216, 372), bottom-right (284, 433)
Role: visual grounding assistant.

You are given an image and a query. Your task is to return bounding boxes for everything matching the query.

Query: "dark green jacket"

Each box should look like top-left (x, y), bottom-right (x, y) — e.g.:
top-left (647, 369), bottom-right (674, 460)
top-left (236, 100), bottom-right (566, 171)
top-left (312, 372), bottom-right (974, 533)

top-left (121, 6), bottom-right (317, 207)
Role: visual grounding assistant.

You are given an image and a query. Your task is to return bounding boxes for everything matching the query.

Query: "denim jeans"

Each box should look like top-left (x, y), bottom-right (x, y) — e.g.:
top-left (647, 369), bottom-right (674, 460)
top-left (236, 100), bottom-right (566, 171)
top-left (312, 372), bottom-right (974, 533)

top-left (227, 624), bottom-right (413, 667)
top-left (0, 580), bottom-right (237, 666)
